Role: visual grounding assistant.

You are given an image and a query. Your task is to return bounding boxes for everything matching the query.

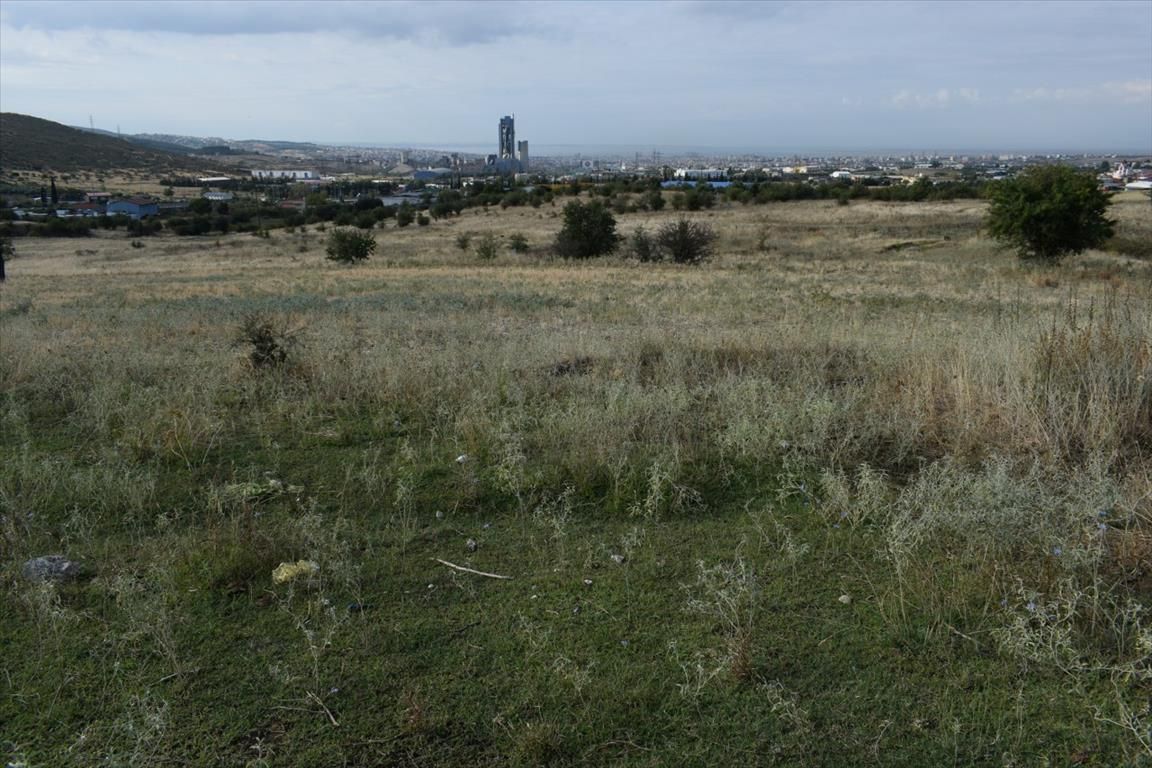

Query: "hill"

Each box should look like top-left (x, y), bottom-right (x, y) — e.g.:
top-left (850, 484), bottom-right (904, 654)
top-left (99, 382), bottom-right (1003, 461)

top-left (77, 127), bottom-right (196, 156)
top-left (0, 113), bottom-right (216, 173)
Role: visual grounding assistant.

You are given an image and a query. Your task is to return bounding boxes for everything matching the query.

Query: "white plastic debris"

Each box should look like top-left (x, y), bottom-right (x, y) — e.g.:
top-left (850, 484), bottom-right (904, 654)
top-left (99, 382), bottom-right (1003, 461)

top-left (272, 560), bottom-right (319, 584)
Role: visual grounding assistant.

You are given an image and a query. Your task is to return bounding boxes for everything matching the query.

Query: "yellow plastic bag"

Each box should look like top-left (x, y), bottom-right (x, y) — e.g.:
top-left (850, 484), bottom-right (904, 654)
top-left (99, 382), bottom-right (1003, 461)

top-left (272, 560), bottom-right (319, 584)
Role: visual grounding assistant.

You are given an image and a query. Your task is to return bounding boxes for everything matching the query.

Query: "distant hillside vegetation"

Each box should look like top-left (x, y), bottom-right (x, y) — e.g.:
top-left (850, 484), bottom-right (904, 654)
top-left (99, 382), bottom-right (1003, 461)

top-left (0, 113), bottom-right (213, 173)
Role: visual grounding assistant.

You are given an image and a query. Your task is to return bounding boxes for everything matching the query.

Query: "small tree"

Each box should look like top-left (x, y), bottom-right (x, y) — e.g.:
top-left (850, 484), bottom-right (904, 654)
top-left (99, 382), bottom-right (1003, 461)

top-left (986, 165), bottom-right (1115, 263)
top-left (553, 200), bottom-right (619, 259)
top-left (508, 233), bottom-right (529, 253)
top-left (326, 228), bottom-right (376, 264)
top-left (656, 217), bottom-right (716, 264)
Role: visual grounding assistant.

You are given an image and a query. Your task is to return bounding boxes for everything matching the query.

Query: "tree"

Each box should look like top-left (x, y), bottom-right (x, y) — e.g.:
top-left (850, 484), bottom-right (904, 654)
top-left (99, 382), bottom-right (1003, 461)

top-left (655, 217), bottom-right (717, 264)
top-left (986, 165), bottom-right (1115, 263)
top-left (326, 228), bottom-right (376, 264)
top-left (553, 200), bottom-right (619, 259)
top-left (0, 237), bottom-right (12, 282)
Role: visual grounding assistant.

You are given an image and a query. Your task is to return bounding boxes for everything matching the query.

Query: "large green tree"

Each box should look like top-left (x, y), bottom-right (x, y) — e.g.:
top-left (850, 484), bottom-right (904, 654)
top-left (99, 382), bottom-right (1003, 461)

top-left (985, 165), bottom-right (1115, 263)
top-left (554, 200), bottom-right (619, 259)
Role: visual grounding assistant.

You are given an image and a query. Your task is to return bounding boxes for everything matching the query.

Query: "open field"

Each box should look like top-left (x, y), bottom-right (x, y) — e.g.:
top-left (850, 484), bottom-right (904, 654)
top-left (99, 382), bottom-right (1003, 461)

top-left (2, 194), bottom-right (1151, 766)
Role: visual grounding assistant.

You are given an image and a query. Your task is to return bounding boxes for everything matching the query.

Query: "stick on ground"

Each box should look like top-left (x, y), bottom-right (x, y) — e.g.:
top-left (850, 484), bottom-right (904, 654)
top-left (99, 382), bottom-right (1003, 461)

top-left (433, 558), bottom-right (513, 580)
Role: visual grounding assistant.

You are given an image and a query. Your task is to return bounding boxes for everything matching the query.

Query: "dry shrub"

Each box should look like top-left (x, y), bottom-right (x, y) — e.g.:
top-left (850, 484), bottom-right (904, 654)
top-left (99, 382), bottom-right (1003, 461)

top-left (236, 313), bottom-right (304, 371)
top-left (1029, 295), bottom-right (1151, 465)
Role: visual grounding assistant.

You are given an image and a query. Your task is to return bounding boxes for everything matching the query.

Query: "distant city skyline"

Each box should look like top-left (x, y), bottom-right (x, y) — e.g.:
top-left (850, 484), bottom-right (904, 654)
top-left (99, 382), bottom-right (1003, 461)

top-left (1, 0), bottom-right (1150, 153)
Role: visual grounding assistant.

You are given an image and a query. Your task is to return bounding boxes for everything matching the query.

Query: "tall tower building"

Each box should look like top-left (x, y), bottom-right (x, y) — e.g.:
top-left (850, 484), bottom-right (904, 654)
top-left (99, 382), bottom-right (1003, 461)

top-left (499, 115), bottom-right (515, 160)
top-left (517, 140), bottom-right (529, 172)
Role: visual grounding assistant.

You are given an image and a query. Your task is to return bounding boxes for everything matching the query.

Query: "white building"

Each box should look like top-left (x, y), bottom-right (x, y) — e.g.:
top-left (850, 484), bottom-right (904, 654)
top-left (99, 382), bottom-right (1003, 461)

top-left (250, 170), bottom-right (318, 180)
top-left (673, 168), bottom-right (726, 180)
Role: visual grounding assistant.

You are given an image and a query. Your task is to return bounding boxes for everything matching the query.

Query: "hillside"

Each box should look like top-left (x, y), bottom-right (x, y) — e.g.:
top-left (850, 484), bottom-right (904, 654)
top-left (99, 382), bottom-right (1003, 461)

top-left (0, 113), bottom-right (216, 174)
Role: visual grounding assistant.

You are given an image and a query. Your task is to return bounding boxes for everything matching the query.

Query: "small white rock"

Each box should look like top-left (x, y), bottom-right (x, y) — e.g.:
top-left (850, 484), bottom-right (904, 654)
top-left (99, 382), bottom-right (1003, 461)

top-left (435, 510), bottom-right (444, 520)
top-left (583, 579), bottom-right (593, 586)
top-left (456, 454), bottom-right (469, 464)
top-left (838, 594), bottom-right (852, 605)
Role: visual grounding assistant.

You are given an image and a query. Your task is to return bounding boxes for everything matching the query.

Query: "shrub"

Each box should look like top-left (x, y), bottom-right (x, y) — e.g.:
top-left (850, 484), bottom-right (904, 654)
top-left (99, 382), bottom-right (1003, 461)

top-left (986, 165), bottom-right (1115, 263)
top-left (325, 228), bottom-right (376, 263)
top-left (396, 205), bottom-right (415, 228)
top-left (554, 200), bottom-right (619, 259)
top-left (629, 227), bottom-right (657, 262)
top-left (474, 233), bottom-right (499, 260)
top-left (508, 233), bottom-right (529, 253)
top-left (416, 214), bottom-right (430, 226)
top-left (235, 313), bottom-right (303, 370)
top-left (655, 217), bottom-right (716, 264)
top-left (0, 237), bottom-right (11, 281)
top-left (455, 233), bottom-right (472, 251)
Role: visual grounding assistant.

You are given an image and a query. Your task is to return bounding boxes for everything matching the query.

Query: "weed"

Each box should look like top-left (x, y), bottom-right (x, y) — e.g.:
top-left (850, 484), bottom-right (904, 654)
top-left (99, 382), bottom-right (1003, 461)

top-left (532, 485), bottom-right (575, 565)
top-left (684, 556), bottom-right (761, 682)
top-left (629, 453), bottom-right (701, 521)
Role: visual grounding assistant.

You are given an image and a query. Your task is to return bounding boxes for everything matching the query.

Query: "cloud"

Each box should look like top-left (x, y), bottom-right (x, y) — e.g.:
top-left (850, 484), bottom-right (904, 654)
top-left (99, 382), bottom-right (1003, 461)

top-left (1011, 80), bottom-right (1152, 105)
top-left (684, 0), bottom-right (799, 21)
top-left (891, 88), bottom-right (978, 109)
top-left (0, 1), bottom-right (562, 46)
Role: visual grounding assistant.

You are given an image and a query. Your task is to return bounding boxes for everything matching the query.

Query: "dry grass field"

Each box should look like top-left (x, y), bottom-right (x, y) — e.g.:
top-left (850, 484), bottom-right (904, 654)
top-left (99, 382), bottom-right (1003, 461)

top-left (2, 192), bottom-right (1150, 765)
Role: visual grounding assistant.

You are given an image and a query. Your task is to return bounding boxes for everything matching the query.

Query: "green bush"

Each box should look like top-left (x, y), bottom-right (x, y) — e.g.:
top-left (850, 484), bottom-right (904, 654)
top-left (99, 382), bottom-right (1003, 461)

top-left (325, 228), bottom-right (376, 264)
top-left (986, 165), bottom-right (1115, 263)
top-left (474, 233), bottom-right (499, 260)
top-left (396, 205), bottom-right (415, 228)
top-left (553, 200), bottom-right (619, 259)
top-left (508, 233), bottom-right (529, 253)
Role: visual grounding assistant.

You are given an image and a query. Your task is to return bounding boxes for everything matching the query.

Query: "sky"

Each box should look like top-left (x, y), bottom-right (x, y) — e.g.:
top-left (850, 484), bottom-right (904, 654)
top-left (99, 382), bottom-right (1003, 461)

top-left (1, 0), bottom-right (1150, 154)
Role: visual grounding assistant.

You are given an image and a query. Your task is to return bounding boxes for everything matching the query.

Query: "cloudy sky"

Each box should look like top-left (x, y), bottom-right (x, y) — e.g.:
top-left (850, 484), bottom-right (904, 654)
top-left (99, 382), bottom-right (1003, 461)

top-left (1, 0), bottom-right (1149, 153)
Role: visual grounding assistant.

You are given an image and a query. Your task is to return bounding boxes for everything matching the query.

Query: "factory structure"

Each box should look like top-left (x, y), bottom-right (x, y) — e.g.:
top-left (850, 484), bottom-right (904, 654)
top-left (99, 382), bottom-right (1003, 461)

top-left (486, 114), bottom-right (528, 175)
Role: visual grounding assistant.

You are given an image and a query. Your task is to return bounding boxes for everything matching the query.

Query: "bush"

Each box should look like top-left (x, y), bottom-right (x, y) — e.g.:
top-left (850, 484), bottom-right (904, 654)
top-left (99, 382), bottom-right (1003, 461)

top-left (630, 227), bottom-right (657, 262)
top-left (416, 214), bottom-right (430, 227)
top-left (655, 218), bottom-right (716, 264)
top-left (986, 165), bottom-right (1115, 263)
top-left (396, 205), bottom-right (415, 228)
top-left (474, 234), bottom-right (499, 260)
top-left (508, 233), bottom-right (529, 253)
top-left (455, 233), bottom-right (472, 251)
top-left (325, 228), bottom-right (376, 263)
top-left (554, 200), bottom-right (619, 259)
top-left (235, 313), bottom-right (303, 370)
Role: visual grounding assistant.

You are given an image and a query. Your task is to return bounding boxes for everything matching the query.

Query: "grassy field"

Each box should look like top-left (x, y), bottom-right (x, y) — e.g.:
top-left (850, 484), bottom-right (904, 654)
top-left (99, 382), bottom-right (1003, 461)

top-left (2, 193), bottom-right (1150, 766)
